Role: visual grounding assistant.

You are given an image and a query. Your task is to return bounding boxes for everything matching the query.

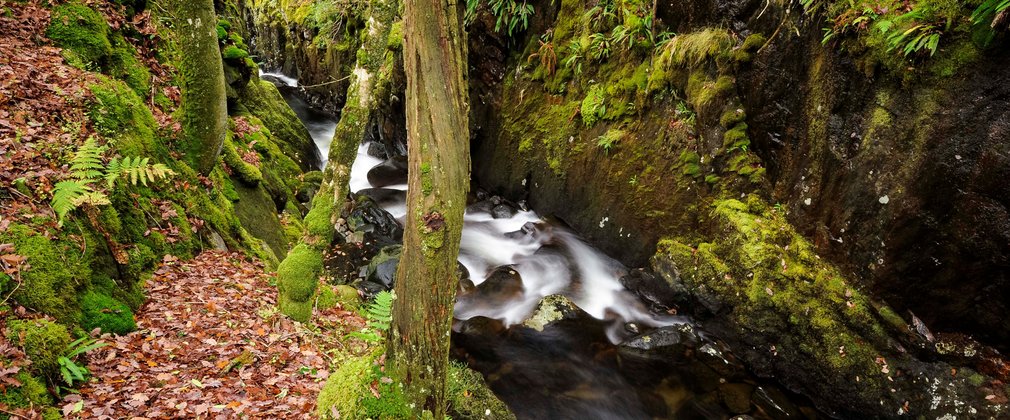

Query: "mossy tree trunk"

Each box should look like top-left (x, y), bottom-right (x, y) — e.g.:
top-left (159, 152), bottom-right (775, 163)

top-left (388, 0), bottom-right (470, 416)
top-left (276, 0), bottom-right (399, 321)
top-left (167, 0), bottom-right (228, 175)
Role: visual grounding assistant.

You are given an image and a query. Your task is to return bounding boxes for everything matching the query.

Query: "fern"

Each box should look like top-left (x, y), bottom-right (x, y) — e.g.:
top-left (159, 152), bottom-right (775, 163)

top-left (349, 290), bottom-right (394, 342)
top-left (51, 139), bottom-right (174, 226)
top-left (972, 0), bottom-right (1010, 27)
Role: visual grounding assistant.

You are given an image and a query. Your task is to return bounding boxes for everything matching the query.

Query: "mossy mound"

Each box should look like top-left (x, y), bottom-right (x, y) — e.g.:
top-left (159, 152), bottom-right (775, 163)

top-left (87, 75), bottom-right (158, 158)
top-left (277, 243), bottom-right (324, 322)
top-left (446, 361), bottom-right (515, 419)
top-left (46, 2), bottom-right (112, 68)
top-left (80, 291), bottom-right (136, 335)
top-left (316, 353), bottom-right (411, 420)
top-left (0, 224), bottom-right (86, 324)
top-left (0, 371), bottom-right (53, 415)
top-left (107, 33), bottom-right (152, 98)
top-left (6, 319), bottom-right (72, 378)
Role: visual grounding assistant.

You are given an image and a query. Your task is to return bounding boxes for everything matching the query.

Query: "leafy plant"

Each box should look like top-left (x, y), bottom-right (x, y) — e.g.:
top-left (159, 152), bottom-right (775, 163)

top-left (584, 1), bottom-right (618, 31)
top-left (58, 337), bottom-right (107, 388)
top-left (676, 101), bottom-right (697, 127)
top-left (971, 0), bottom-right (1010, 28)
top-left (596, 129), bottom-right (625, 155)
top-left (562, 40), bottom-right (584, 75)
top-left (466, 0), bottom-right (535, 37)
top-left (589, 33), bottom-right (612, 61)
top-left (527, 32), bottom-right (557, 76)
top-left (349, 290), bottom-right (394, 343)
top-left (51, 137), bottom-right (174, 225)
top-left (875, 9), bottom-right (944, 57)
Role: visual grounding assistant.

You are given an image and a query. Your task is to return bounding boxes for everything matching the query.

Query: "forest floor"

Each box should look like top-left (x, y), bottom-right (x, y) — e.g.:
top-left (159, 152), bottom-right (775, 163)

top-left (59, 252), bottom-right (367, 419)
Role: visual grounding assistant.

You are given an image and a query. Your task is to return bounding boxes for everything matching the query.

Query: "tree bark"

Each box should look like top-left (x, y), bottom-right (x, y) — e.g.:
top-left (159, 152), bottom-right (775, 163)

top-left (167, 0), bottom-right (227, 175)
top-left (389, 0), bottom-right (470, 416)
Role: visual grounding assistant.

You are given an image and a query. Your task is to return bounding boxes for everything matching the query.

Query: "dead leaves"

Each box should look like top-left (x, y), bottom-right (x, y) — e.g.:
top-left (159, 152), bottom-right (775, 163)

top-left (73, 251), bottom-right (367, 419)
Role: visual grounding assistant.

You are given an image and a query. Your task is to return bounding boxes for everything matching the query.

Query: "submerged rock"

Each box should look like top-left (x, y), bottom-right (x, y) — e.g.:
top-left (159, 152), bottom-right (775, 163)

top-left (365, 155), bottom-right (407, 188)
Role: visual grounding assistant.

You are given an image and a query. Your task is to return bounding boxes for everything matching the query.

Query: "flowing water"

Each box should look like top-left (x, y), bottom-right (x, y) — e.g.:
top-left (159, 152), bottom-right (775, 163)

top-left (266, 71), bottom-right (824, 420)
top-left (260, 70), bottom-right (335, 168)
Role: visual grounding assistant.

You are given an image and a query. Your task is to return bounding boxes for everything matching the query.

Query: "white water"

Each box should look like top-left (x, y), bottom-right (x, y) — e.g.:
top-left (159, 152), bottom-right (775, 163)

top-left (266, 69), bottom-right (676, 340)
top-left (348, 142), bottom-right (677, 339)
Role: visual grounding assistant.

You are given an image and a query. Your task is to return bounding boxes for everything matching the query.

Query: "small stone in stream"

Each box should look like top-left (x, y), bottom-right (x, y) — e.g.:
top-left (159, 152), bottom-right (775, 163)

top-left (620, 268), bottom-right (683, 313)
top-left (504, 221), bottom-right (542, 241)
top-left (366, 155), bottom-right (408, 188)
top-left (491, 203), bottom-right (516, 219)
top-left (625, 322), bottom-right (640, 334)
top-left (521, 294), bottom-right (585, 332)
top-left (719, 383), bottom-right (755, 414)
top-left (618, 324), bottom-right (702, 361)
top-left (473, 265), bottom-right (524, 302)
top-left (366, 141), bottom-right (387, 159)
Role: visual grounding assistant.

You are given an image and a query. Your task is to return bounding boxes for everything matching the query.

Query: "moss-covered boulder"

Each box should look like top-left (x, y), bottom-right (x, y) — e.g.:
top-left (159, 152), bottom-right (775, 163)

top-left (446, 361), bottom-right (515, 419)
top-left (46, 2), bottom-right (112, 68)
top-left (276, 243), bottom-right (324, 322)
top-left (6, 319), bottom-right (72, 379)
top-left (80, 291), bottom-right (136, 335)
top-left (0, 224), bottom-right (85, 324)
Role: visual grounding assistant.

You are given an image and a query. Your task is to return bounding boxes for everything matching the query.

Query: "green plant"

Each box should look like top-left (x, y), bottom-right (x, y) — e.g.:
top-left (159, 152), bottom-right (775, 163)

top-left (58, 337), bottom-right (107, 388)
top-left (349, 290), bottom-right (394, 343)
top-left (51, 137), bottom-right (174, 226)
top-left (581, 85), bottom-right (606, 127)
top-left (676, 101), bottom-right (697, 127)
top-left (585, 0), bottom-right (618, 31)
top-left (562, 40), bottom-right (584, 75)
top-left (596, 129), bottom-right (625, 155)
top-left (589, 33), bottom-right (612, 61)
top-left (972, 0), bottom-right (1010, 27)
top-left (466, 0), bottom-right (535, 37)
top-left (875, 9), bottom-right (944, 57)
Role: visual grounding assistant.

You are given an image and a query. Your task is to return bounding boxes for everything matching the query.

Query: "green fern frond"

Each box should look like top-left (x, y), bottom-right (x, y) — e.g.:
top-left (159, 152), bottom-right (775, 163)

top-left (69, 137), bottom-right (107, 182)
top-left (106, 156), bottom-right (175, 188)
top-left (51, 180), bottom-right (93, 225)
top-left (366, 290), bottom-right (394, 332)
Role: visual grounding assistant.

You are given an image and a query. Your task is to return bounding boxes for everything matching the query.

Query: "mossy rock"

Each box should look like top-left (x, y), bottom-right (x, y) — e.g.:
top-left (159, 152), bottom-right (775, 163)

top-left (317, 353), bottom-right (411, 419)
top-left (0, 224), bottom-right (85, 323)
top-left (0, 371), bottom-right (52, 413)
top-left (107, 33), bottom-right (152, 98)
top-left (6, 319), bottom-right (72, 378)
top-left (277, 244), bottom-right (324, 322)
top-left (87, 75), bottom-right (158, 158)
top-left (46, 2), bottom-right (112, 69)
top-left (80, 291), bottom-right (136, 335)
top-left (447, 361), bottom-right (515, 419)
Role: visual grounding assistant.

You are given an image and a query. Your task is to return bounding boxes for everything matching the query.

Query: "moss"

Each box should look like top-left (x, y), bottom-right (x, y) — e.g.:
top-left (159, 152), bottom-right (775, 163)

top-left (387, 21), bottom-right (403, 50)
top-left (679, 150), bottom-right (702, 178)
top-left (0, 371), bottom-right (52, 411)
top-left (6, 319), bottom-right (72, 378)
top-left (107, 34), bottom-right (152, 98)
top-left (659, 28), bottom-right (733, 68)
top-left (304, 187), bottom-right (336, 239)
top-left (580, 84), bottom-right (606, 127)
top-left (316, 285), bottom-right (338, 310)
top-left (0, 224), bottom-right (84, 324)
top-left (446, 361), bottom-right (515, 419)
top-left (88, 75), bottom-right (158, 158)
top-left (317, 352), bottom-right (412, 419)
top-left (222, 45), bottom-right (250, 60)
top-left (733, 33), bottom-right (767, 63)
top-left (222, 132), bottom-right (263, 185)
top-left (46, 2), bottom-right (112, 69)
top-left (688, 74), bottom-right (735, 112)
top-left (722, 123), bottom-right (750, 150)
top-left (277, 243), bottom-right (324, 321)
top-left (719, 108), bottom-right (746, 128)
top-left (80, 291), bottom-right (136, 335)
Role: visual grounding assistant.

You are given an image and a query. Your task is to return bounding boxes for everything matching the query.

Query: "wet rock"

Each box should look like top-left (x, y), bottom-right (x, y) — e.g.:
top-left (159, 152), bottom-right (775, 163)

top-left (697, 342), bottom-right (746, 379)
top-left (504, 221), bottom-right (542, 241)
top-left (474, 265), bottom-right (524, 303)
top-left (366, 141), bottom-right (387, 159)
top-left (347, 196), bottom-right (403, 246)
top-left (676, 391), bottom-right (730, 419)
top-left (366, 155), bottom-right (408, 188)
top-left (652, 257), bottom-right (724, 317)
top-left (618, 324), bottom-right (702, 361)
top-left (456, 263), bottom-right (474, 295)
top-left (619, 268), bottom-right (684, 313)
top-left (355, 188), bottom-right (406, 209)
top-left (356, 280), bottom-right (387, 299)
top-left (365, 245), bottom-right (401, 289)
top-left (521, 294), bottom-right (584, 332)
top-left (491, 203), bottom-right (516, 219)
top-left (719, 383), bottom-right (754, 414)
top-left (752, 386), bottom-right (802, 419)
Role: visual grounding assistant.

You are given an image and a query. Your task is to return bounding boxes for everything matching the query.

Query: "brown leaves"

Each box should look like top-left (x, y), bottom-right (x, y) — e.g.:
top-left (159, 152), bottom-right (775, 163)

top-left (423, 211), bottom-right (445, 231)
top-left (73, 251), bottom-right (367, 418)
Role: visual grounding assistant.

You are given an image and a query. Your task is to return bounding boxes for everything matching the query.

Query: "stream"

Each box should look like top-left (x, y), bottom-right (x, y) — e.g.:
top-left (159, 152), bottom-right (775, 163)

top-left (262, 71), bottom-right (824, 419)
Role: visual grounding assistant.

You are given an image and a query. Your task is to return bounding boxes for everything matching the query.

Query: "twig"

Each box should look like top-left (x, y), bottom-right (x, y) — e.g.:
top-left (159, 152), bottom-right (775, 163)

top-left (299, 75), bottom-right (352, 89)
top-left (0, 407), bottom-right (31, 420)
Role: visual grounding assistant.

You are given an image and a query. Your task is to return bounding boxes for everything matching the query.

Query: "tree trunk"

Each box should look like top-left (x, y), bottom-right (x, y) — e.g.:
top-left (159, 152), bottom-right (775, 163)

top-left (167, 0), bottom-right (227, 175)
top-left (276, 0), bottom-right (399, 321)
top-left (389, 0), bottom-right (470, 416)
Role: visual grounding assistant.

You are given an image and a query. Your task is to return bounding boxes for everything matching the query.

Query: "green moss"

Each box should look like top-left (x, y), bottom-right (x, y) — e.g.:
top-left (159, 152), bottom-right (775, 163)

top-left (719, 108), bottom-right (746, 128)
top-left (334, 285), bottom-right (361, 311)
top-left (317, 353), bottom-right (413, 419)
top-left (304, 187), bottom-right (336, 239)
top-left (679, 150), bottom-right (702, 178)
top-left (659, 28), bottom-right (733, 68)
top-left (0, 371), bottom-right (52, 411)
top-left (581, 84), bottom-right (606, 127)
top-left (0, 224), bottom-right (84, 324)
top-left (46, 2), bottom-right (112, 69)
top-left (222, 132), bottom-right (263, 185)
top-left (277, 243), bottom-right (324, 322)
top-left (387, 21), bottom-right (403, 50)
top-left (222, 45), bottom-right (250, 60)
top-left (688, 74), bottom-right (735, 112)
top-left (6, 319), bottom-right (72, 378)
top-left (722, 123), bottom-right (750, 150)
top-left (80, 291), bottom-right (136, 335)
top-left (733, 33), bottom-right (767, 63)
top-left (107, 34), bottom-right (152, 98)
top-left (446, 361), bottom-right (515, 419)
top-left (88, 75), bottom-right (158, 158)
top-left (316, 285), bottom-right (338, 310)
